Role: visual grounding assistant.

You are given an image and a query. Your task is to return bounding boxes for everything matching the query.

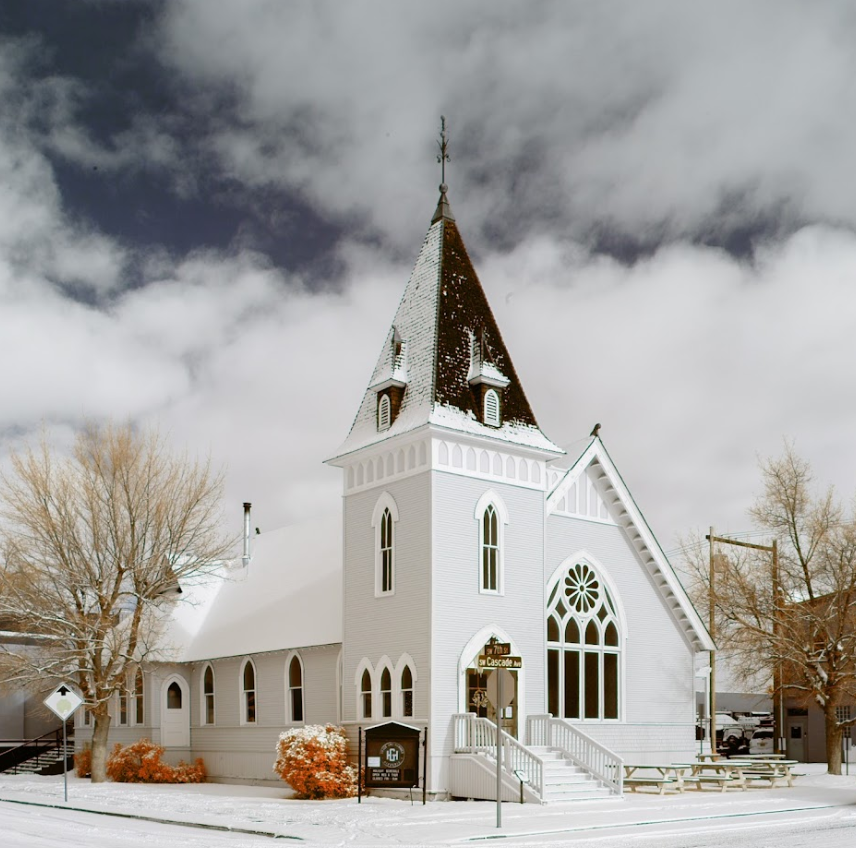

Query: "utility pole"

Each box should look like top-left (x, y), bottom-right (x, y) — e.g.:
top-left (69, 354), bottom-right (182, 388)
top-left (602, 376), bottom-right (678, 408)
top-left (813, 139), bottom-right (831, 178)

top-left (706, 532), bottom-right (782, 753)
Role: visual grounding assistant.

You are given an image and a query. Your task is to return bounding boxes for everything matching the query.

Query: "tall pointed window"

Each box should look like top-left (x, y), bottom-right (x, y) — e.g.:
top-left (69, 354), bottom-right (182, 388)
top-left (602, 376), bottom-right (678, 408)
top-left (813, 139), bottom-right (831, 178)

top-left (547, 561), bottom-right (621, 721)
top-left (372, 493), bottom-right (399, 597)
top-left (288, 655), bottom-right (304, 723)
top-left (484, 389), bottom-right (500, 426)
top-left (118, 686), bottom-right (128, 725)
top-left (475, 492), bottom-right (508, 595)
top-left (401, 665), bottom-right (414, 717)
top-left (380, 667), bottom-right (392, 718)
top-left (203, 665), bottom-right (215, 725)
top-left (134, 669), bottom-right (144, 725)
top-left (361, 669), bottom-right (372, 719)
top-left (482, 505), bottom-right (498, 592)
top-left (377, 394), bottom-right (391, 431)
top-left (241, 659), bottom-right (257, 724)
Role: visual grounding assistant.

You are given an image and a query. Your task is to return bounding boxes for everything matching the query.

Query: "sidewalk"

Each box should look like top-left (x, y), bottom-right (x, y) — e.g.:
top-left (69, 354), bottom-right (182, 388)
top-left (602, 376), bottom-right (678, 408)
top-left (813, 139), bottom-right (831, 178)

top-left (1, 764), bottom-right (855, 844)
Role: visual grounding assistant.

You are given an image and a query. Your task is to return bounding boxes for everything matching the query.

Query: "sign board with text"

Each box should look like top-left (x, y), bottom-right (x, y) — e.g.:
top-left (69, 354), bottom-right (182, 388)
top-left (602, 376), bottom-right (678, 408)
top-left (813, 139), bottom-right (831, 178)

top-left (363, 721), bottom-right (421, 788)
top-left (478, 655), bottom-right (522, 669)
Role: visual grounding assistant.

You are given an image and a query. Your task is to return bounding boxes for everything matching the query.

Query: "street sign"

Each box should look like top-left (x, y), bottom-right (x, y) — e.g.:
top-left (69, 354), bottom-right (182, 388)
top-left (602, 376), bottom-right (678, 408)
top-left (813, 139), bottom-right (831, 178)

top-left (483, 641), bottom-right (511, 657)
top-left (43, 683), bottom-right (83, 722)
top-left (478, 655), bottom-right (522, 669)
top-left (486, 669), bottom-right (515, 710)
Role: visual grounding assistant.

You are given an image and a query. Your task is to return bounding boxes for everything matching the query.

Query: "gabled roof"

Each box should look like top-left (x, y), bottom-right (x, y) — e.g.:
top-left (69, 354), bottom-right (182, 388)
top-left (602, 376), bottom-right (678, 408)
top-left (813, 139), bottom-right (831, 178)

top-left (547, 438), bottom-right (714, 652)
top-left (328, 188), bottom-right (562, 462)
top-left (161, 514), bottom-right (342, 663)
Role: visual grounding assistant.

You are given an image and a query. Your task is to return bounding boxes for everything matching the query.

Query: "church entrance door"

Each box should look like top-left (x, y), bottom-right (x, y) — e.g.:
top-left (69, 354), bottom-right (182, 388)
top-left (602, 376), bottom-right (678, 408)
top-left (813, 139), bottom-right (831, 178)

top-left (466, 668), bottom-right (518, 739)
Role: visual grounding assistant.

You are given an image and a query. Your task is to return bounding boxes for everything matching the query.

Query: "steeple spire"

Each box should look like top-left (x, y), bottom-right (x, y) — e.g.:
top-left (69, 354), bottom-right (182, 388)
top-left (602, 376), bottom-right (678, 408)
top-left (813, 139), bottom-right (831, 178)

top-left (432, 115), bottom-right (455, 224)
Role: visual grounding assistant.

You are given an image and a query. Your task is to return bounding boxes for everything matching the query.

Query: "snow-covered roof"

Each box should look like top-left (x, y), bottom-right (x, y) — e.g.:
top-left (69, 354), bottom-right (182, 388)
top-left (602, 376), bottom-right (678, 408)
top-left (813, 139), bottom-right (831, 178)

top-left (163, 514), bottom-right (342, 662)
top-left (328, 189), bottom-right (562, 462)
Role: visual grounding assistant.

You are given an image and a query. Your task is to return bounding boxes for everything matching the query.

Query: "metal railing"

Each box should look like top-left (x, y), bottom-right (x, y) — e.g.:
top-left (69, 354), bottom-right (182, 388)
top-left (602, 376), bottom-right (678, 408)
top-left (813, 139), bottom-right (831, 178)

top-left (0, 727), bottom-right (73, 775)
top-left (453, 712), bottom-right (545, 798)
top-left (526, 714), bottom-right (623, 794)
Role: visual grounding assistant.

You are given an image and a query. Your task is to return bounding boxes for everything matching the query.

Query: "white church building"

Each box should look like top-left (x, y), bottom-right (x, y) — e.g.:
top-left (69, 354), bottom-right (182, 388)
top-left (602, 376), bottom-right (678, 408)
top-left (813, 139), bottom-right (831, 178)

top-left (73, 183), bottom-right (714, 801)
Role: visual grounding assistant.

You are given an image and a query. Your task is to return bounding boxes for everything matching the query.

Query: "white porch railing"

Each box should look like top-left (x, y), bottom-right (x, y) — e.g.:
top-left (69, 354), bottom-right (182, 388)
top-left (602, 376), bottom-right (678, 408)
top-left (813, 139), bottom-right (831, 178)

top-left (453, 713), bottom-right (545, 798)
top-left (526, 714), bottom-right (623, 794)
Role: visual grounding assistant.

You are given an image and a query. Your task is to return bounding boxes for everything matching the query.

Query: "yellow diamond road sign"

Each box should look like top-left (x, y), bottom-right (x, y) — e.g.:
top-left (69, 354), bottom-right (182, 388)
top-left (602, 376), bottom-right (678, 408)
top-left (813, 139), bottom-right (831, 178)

top-left (43, 683), bottom-right (83, 721)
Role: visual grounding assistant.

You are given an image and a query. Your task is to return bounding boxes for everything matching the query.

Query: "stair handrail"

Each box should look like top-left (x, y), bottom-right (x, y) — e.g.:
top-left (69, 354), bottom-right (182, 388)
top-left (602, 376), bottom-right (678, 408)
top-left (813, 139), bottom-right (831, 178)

top-left (453, 712), bottom-right (545, 798)
top-left (526, 714), bottom-right (623, 794)
top-left (0, 726), bottom-right (72, 774)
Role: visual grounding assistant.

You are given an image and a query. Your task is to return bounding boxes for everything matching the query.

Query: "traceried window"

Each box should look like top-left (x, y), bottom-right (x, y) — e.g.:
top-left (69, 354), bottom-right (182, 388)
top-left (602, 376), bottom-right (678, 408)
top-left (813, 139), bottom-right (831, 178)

top-left (134, 670), bottom-right (144, 725)
top-left (482, 505), bottom-right (499, 592)
top-left (401, 666), bottom-right (414, 717)
top-left (242, 659), bottom-right (257, 724)
top-left (380, 667), bottom-right (392, 717)
top-left (380, 508), bottom-right (393, 593)
top-left (288, 655), bottom-right (304, 723)
top-left (203, 665), bottom-right (215, 725)
top-left (378, 394), bottom-right (391, 431)
top-left (361, 669), bottom-right (372, 719)
top-left (547, 561), bottom-right (621, 721)
top-left (484, 389), bottom-right (500, 426)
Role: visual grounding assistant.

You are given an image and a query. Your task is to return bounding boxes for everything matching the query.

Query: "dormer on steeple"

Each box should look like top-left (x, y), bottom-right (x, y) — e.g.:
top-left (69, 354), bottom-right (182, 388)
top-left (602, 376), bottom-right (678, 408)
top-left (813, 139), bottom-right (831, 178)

top-left (370, 327), bottom-right (407, 431)
top-left (467, 330), bottom-right (510, 428)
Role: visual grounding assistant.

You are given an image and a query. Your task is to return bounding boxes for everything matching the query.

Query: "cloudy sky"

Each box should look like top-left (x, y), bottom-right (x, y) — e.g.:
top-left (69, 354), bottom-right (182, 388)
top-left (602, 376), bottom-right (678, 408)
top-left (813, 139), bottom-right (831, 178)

top-left (2, 0), bottom-right (856, 560)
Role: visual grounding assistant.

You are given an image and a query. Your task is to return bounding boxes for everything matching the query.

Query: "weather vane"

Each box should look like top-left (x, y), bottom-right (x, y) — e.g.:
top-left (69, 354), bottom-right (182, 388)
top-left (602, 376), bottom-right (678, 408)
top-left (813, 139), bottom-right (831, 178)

top-left (437, 116), bottom-right (450, 186)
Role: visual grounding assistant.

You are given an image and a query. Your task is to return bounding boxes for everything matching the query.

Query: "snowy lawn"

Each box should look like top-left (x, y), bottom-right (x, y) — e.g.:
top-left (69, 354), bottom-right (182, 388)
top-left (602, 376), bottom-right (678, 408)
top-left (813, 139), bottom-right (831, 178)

top-left (1, 764), bottom-right (855, 844)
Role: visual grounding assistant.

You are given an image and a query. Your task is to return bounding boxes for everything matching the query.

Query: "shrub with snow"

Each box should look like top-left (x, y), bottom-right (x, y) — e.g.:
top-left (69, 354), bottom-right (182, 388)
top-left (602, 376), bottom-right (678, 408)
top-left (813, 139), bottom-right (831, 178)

top-left (74, 745), bottom-right (92, 778)
top-left (106, 738), bottom-right (206, 783)
top-left (274, 724), bottom-right (357, 799)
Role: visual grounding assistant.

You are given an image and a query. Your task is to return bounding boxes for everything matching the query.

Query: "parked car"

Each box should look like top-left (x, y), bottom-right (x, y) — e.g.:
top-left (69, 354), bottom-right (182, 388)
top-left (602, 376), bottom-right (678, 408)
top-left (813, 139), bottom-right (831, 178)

top-left (749, 727), bottom-right (774, 755)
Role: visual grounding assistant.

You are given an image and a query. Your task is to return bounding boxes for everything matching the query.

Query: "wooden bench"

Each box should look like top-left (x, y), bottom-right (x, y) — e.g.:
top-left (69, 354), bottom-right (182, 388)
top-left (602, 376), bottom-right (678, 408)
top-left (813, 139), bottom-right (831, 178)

top-left (623, 776), bottom-right (677, 794)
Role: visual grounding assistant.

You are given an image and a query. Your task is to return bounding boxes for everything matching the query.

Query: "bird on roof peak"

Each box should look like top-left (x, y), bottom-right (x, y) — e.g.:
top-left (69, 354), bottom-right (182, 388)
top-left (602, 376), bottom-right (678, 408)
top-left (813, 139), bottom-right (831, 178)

top-left (590, 423), bottom-right (601, 438)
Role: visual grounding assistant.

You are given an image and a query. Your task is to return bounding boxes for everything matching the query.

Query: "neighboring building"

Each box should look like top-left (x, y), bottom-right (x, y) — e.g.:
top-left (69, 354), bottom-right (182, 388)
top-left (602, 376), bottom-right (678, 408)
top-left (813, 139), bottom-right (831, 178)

top-left (69, 184), bottom-right (714, 798)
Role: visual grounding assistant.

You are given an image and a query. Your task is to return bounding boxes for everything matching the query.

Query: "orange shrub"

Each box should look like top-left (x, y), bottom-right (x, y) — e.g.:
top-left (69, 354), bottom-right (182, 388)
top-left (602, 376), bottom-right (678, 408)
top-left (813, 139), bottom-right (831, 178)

top-left (274, 724), bottom-right (357, 799)
top-left (106, 738), bottom-right (206, 783)
top-left (74, 745), bottom-right (92, 778)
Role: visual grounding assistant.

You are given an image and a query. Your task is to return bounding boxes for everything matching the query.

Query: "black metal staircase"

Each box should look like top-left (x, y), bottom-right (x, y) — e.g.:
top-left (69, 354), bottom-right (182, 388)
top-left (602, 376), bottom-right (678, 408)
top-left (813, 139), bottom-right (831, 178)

top-left (0, 727), bottom-right (75, 776)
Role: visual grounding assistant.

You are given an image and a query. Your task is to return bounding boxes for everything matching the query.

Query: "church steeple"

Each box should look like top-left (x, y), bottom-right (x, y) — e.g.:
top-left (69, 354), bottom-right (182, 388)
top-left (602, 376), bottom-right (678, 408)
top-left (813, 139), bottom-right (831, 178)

top-left (328, 125), bottom-right (561, 463)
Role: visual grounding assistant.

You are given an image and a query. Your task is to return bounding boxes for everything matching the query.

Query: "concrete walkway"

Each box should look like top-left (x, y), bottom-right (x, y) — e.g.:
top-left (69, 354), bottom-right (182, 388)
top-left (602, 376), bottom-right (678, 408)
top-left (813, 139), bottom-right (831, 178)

top-left (1, 764), bottom-right (854, 844)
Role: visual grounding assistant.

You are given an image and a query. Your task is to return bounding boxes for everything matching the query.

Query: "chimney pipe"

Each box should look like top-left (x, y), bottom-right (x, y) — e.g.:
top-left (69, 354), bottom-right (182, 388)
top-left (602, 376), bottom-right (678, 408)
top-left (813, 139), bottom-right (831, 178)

top-left (242, 502), bottom-right (252, 567)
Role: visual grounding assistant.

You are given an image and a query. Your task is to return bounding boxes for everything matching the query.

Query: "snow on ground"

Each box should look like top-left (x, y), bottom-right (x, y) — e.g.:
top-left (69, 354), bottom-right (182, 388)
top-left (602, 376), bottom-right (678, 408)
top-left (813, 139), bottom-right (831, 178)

top-left (1, 764), bottom-right (855, 846)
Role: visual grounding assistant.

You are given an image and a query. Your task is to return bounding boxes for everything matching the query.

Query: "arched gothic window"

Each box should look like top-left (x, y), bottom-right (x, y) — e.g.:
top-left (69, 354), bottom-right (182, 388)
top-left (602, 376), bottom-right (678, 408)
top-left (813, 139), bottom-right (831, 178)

top-left (482, 504), bottom-right (499, 592)
top-left (241, 659), bottom-right (257, 724)
top-left (380, 667), bottom-right (392, 717)
top-left (361, 669), bottom-right (372, 719)
top-left (288, 655), bottom-right (304, 723)
top-left (167, 681), bottom-right (183, 710)
top-left (134, 669), bottom-right (144, 725)
top-left (372, 493), bottom-right (398, 596)
top-left (547, 561), bottom-right (620, 721)
top-left (401, 666), bottom-right (414, 717)
top-left (203, 665), bottom-right (215, 725)
top-left (380, 509), bottom-right (393, 593)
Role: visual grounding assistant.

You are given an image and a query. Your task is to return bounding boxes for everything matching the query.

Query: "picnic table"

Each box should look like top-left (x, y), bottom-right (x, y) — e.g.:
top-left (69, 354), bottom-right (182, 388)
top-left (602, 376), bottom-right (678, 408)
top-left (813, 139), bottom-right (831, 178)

top-left (727, 758), bottom-right (799, 787)
top-left (675, 760), bottom-right (749, 791)
top-left (623, 763), bottom-right (690, 794)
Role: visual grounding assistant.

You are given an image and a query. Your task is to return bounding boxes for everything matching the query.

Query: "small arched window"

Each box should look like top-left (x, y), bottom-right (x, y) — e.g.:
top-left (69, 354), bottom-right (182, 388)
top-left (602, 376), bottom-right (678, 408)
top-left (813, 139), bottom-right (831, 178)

top-left (482, 504), bottom-right (499, 592)
top-left (401, 666), bottom-right (414, 717)
top-left (361, 669), bottom-right (372, 719)
top-left (288, 655), bottom-right (304, 723)
top-left (380, 667), bottom-right (392, 717)
top-left (203, 665), bottom-right (215, 725)
top-left (242, 660), bottom-right (257, 724)
top-left (484, 389), bottom-right (500, 426)
top-left (378, 394), bottom-right (391, 430)
top-left (372, 493), bottom-right (399, 597)
top-left (134, 669), bottom-right (144, 725)
top-left (380, 508), bottom-right (393, 593)
top-left (166, 681), bottom-right (182, 710)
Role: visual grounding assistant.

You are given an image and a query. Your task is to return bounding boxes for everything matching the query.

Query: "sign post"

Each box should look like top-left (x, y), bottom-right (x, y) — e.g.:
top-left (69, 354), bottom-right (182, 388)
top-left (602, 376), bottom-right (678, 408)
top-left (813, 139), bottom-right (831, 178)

top-left (43, 683), bottom-right (83, 803)
top-left (479, 640), bottom-right (521, 828)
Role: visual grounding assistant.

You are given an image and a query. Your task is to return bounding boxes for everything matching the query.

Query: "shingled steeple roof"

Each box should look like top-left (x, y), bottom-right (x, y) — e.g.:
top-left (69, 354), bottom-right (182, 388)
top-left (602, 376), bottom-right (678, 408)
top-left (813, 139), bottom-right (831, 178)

top-left (328, 186), bottom-right (562, 462)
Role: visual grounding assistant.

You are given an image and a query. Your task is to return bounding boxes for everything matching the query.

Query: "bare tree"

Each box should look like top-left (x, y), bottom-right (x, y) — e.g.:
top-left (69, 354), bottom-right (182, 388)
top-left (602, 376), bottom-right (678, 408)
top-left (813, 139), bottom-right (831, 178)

top-left (683, 444), bottom-right (856, 774)
top-left (0, 423), bottom-right (232, 782)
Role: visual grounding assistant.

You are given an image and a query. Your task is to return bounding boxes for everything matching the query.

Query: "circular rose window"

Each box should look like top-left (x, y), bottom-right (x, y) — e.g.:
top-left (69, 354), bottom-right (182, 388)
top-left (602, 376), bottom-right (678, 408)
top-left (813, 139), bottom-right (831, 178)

top-left (564, 563), bottom-right (600, 613)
